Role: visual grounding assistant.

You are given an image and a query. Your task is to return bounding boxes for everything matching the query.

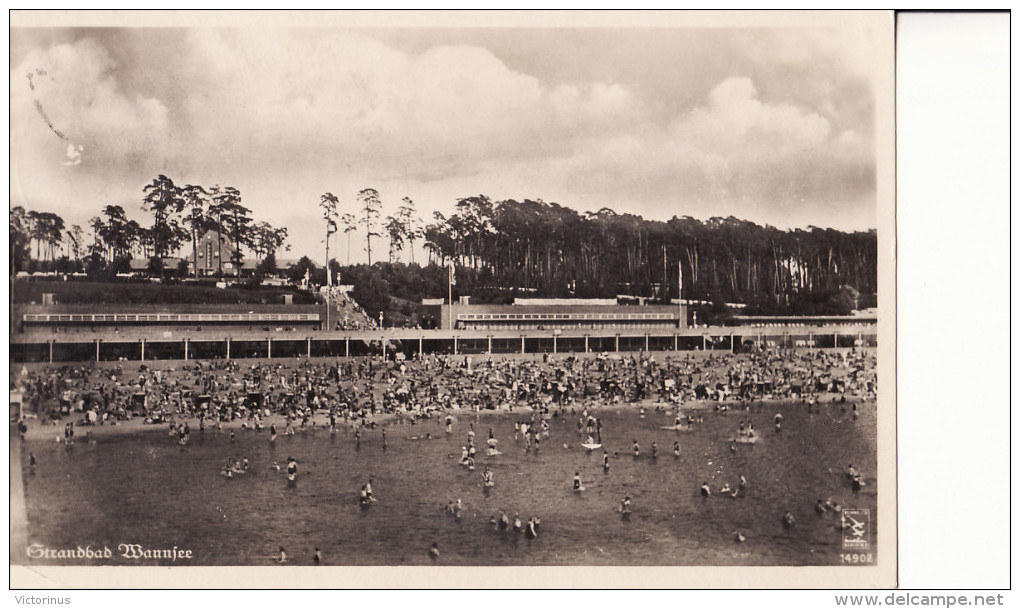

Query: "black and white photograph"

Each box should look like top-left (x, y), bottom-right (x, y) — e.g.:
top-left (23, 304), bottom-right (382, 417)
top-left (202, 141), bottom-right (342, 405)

top-left (9, 10), bottom-right (897, 589)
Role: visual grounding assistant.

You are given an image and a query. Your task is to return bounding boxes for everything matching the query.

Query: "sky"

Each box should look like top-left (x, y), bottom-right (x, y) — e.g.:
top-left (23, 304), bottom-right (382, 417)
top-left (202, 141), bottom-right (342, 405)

top-left (9, 13), bottom-right (887, 264)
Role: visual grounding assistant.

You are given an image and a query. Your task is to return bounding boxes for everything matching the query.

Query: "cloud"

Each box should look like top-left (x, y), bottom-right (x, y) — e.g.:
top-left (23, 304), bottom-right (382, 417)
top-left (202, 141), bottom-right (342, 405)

top-left (9, 27), bottom-right (879, 262)
top-left (673, 76), bottom-right (832, 155)
top-left (547, 76), bottom-right (874, 229)
top-left (10, 37), bottom-right (173, 225)
top-left (168, 30), bottom-right (639, 181)
top-left (11, 38), bottom-right (171, 172)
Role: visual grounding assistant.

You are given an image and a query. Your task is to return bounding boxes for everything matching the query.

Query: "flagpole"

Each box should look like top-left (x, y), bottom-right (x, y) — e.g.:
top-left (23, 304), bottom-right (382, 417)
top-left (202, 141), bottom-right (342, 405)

top-left (448, 261), bottom-right (454, 330)
top-left (678, 260), bottom-right (683, 328)
top-left (325, 236), bottom-right (331, 333)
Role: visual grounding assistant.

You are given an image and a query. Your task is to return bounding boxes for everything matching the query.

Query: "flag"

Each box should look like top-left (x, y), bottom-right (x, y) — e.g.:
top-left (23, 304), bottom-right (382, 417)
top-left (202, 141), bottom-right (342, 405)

top-left (449, 260), bottom-right (456, 286)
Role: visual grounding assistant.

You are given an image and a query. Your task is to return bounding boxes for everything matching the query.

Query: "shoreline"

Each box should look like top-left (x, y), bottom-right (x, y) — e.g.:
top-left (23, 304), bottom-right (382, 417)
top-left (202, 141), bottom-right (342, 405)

top-left (13, 391), bottom-right (872, 444)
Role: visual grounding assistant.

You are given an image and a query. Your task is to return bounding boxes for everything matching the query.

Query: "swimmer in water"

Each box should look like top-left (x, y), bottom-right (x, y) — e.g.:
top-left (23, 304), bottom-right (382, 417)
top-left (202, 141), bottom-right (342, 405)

top-left (278, 547), bottom-right (287, 564)
top-left (620, 495), bottom-right (632, 514)
top-left (286, 457), bottom-right (297, 481)
top-left (482, 467), bottom-right (494, 488)
top-left (270, 424), bottom-right (277, 442)
top-left (573, 472), bottom-right (582, 491)
top-left (651, 442), bottom-right (658, 459)
top-left (633, 440), bottom-right (640, 458)
top-left (673, 441), bottom-right (681, 457)
top-left (700, 482), bottom-right (711, 497)
top-left (428, 542), bottom-right (440, 561)
top-left (603, 451), bottom-right (610, 472)
top-left (313, 547), bottom-right (322, 564)
top-left (498, 510), bottom-right (509, 530)
top-left (29, 453), bottom-right (36, 471)
top-left (783, 511), bottom-right (796, 528)
top-left (513, 513), bottom-right (523, 533)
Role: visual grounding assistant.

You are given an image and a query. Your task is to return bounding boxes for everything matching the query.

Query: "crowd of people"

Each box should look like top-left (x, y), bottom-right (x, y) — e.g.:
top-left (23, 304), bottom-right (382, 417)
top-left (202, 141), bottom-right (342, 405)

top-left (12, 345), bottom-right (876, 434)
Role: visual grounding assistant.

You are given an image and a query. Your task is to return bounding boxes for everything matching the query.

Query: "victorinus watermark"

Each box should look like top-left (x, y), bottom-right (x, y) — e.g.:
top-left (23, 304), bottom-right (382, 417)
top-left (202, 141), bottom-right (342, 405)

top-left (26, 543), bottom-right (193, 562)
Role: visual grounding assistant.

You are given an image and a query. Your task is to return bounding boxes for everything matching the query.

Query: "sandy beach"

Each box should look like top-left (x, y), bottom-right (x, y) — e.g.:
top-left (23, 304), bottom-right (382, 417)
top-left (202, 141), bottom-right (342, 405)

top-left (12, 348), bottom-right (876, 443)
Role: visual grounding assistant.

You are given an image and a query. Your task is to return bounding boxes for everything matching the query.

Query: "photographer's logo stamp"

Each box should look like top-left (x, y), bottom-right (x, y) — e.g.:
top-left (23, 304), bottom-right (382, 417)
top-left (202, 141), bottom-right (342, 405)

top-left (841, 509), bottom-right (871, 549)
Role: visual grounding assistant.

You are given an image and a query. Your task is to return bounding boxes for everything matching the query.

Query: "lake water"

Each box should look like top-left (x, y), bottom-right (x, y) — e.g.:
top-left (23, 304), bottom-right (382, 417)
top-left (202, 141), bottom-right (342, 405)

top-left (16, 399), bottom-right (876, 566)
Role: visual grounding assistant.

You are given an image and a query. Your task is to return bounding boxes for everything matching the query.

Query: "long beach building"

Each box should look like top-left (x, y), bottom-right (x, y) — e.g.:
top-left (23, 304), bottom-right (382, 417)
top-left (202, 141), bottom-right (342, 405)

top-left (431, 297), bottom-right (688, 331)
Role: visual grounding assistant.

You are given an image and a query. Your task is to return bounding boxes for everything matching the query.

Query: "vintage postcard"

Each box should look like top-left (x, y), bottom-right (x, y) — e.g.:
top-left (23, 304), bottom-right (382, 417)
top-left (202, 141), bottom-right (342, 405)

top-left (9, 10), bottom-right (896, 589)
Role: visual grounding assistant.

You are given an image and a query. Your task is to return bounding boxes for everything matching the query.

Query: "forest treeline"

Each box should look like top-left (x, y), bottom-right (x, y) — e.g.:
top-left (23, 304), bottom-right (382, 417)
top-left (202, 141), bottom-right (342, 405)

top-left (418, 196), bottom-right (876, 313)
top-left (12, 185), bottom-right (876, 320)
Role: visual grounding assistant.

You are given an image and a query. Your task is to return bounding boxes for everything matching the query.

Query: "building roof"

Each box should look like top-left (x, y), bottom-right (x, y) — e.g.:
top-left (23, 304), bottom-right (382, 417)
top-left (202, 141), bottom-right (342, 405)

top-left (128, 257), bottom-right (184, 271)
top-left (513, 298), bottom-right (618, 306)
